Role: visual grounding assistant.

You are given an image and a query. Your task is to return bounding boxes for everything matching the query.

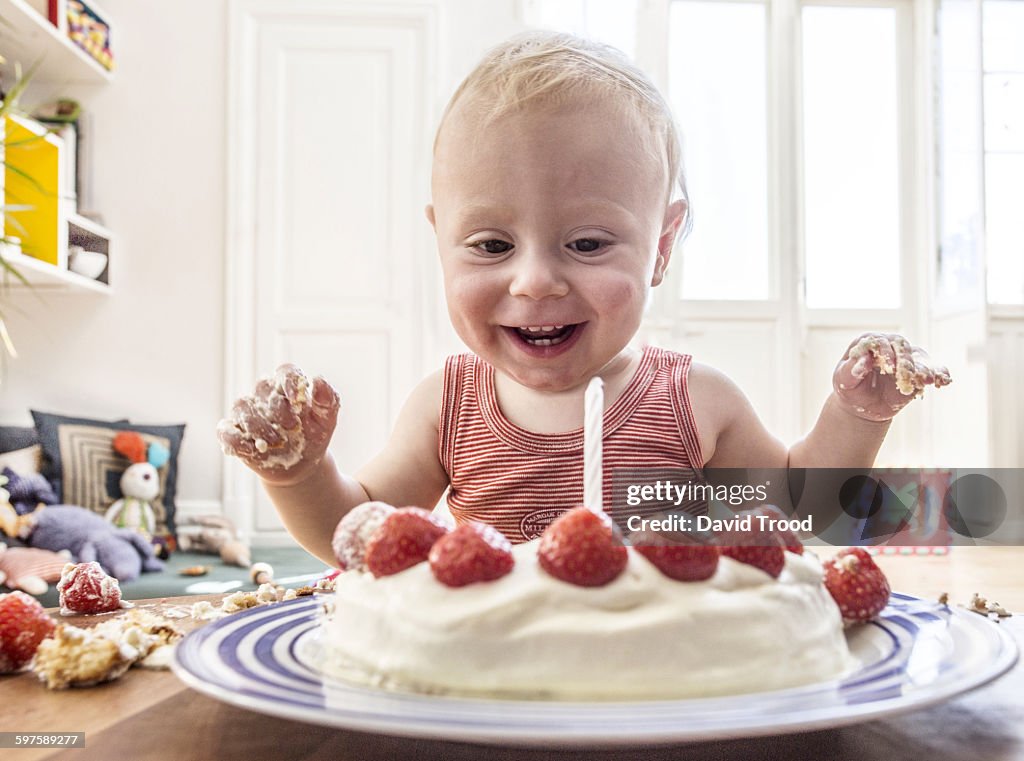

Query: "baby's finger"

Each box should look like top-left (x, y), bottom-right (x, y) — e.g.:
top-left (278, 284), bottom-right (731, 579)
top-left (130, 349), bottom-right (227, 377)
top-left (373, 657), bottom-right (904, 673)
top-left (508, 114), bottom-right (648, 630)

top-left (907, 347), bottom-right (936, 387)
top-left (835, 356), bottom-right (870, 392)
top-left (872, 335), bottom-right (898, 375)
top-left (216, 420), bottom-right (258, 459)
top-left (311, 376), bottom-right (340, 415)
top-left (842, 332), bottom-right (880, 359)
top-left (268, 391), bottom-right (301, 431)
top-left (232, 397), bottom-right (284, 448)
top-left (844, 334), bottom-right (896, 380)
top-left (908, 347), bottom-right (953, 390)
top-left (254, 377), bottom-right (274, 402)
top-left (274, 364), bottom-right (313, 406)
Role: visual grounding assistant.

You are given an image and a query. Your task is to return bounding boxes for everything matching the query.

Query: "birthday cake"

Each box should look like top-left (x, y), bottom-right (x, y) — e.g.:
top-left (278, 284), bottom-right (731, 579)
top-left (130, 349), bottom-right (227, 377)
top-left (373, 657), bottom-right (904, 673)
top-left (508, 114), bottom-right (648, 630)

top-left (316, 503), bottom-right (876, 701)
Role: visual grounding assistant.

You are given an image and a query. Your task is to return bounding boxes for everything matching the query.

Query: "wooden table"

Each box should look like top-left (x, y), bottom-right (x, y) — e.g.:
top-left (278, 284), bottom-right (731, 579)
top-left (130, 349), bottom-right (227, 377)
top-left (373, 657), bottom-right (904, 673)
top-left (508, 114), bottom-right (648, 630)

top-left (2, 549), bottom-right (1022, 761)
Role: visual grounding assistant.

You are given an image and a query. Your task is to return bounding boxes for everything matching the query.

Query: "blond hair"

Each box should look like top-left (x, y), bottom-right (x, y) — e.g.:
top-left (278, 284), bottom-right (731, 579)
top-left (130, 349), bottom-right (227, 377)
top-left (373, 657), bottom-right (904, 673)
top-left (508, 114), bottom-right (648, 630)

top-left (435, 30), bottom-right (690, 234)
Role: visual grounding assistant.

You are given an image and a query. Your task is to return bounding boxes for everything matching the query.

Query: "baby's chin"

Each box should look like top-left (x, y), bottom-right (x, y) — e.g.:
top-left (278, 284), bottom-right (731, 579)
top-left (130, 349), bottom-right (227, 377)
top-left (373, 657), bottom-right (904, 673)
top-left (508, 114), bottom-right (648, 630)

top-left (489, 352), bottom-right (628, 395)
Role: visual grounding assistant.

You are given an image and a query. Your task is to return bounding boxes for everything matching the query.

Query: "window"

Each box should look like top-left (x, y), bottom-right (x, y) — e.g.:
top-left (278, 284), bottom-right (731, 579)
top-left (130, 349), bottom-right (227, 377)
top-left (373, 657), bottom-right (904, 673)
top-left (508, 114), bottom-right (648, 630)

top-left (983, 0), bottom-right (1024, 305)
top-left (528, 0), bottom-right (638, 58)
top-left (669, 1), bottom-right (770, 300)
top-left (801, 6), bottom-right (902, 309)
top-left (529, 0), bottom-right (1021, 307)
top-left (936, 0), bottom-right (984, 310)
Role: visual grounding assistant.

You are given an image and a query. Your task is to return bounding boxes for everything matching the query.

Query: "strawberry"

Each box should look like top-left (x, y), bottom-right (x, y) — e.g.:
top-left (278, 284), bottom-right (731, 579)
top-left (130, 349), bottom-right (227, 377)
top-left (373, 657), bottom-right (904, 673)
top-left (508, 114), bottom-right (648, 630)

top-left (56, 562), bottom-right (123, 615)
top-left (720, 545), bottom-right (786, 578)
top-left (331, 501), bottom-right (396, 571)
top-left (823, 547), bottom-right (891, 623)
top-left (751, 505), bottom-right (804, 555)
top-left (0, 591), bottom-right (56, 673)
top-left (429, 522), bottom-right (515, 587)
top-left (538, 507), bottom-right (627, 587)
top-left (716, 507), bottom-right (788, 578)
top-left (364, 507), bottom-right (449, 577)
top-left (632, 532), bottom-right (719, 582)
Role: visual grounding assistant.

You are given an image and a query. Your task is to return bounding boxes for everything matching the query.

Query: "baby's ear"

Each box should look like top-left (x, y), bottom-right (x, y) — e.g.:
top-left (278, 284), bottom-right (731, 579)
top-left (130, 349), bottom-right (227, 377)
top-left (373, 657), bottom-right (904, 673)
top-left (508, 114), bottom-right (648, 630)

top-left (425, 204), bottom-right (436, 228)
top-left (652, 199), bottom-right (687, 286)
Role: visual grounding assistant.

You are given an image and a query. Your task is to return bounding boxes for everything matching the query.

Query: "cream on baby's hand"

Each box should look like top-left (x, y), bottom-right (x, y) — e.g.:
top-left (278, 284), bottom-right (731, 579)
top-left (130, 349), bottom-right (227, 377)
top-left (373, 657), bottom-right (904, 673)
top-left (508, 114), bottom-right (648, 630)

top-left (216, 363), bottom-right (340, 485)
top-left (833, 333), bottom-right (952, 422)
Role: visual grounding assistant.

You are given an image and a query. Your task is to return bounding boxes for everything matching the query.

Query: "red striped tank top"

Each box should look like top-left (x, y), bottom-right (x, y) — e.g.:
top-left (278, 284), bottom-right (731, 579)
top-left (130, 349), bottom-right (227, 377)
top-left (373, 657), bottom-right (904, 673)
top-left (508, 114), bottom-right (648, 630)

top-left (439, 345), bottom-right (707, 543)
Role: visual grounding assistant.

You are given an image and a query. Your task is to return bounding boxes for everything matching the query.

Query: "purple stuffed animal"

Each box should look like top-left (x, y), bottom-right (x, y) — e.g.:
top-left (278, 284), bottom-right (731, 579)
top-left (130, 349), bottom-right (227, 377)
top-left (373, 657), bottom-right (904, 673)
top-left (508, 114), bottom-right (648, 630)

top-left (22, 505), bottom-right (164, 581)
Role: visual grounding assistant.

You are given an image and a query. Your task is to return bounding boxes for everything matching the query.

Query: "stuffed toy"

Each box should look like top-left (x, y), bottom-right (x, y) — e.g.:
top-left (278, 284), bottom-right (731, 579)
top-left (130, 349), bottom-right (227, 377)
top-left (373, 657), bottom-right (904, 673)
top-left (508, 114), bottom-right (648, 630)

top-left (0, 543), bottom-right (71, 595)
top-left (177, 515), bottom-right (252, 568)
top-left (0, 476), bottom-right (33, 540)
top-left (104, 431), bottom-right (170, 538)
top-left (0, 502), bottom-right (33, 541)
top-left (2, 467), bottom-right (59, 516)
top-left (21, 504), bottom-right (164, 582)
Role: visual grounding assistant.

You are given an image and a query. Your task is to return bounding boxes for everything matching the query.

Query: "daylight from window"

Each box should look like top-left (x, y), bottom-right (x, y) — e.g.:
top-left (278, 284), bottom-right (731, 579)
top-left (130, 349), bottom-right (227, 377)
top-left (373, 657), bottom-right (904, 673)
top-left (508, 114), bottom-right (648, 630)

top-left (801, 6), bottom-right (901, 309)
top-left (983, 0), bottom-right (1024, 305)
top-left (669, 1), bottom-right (770, 301)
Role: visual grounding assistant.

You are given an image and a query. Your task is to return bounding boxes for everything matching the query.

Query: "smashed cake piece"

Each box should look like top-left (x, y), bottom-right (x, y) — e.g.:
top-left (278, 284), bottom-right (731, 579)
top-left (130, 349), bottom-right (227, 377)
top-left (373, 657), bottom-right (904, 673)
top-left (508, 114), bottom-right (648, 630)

top-left (220, 591), bottom-right (260, 614)
top-left (190, 600), bottom-right (225, 621)
top-left (34, 625), bottom-right (133, 689)
top-left (179, 565), bottom-right (210, 577)
top-left (221, 583), bottom-right (282, 614)
top-left (848, 335), bottom-right (895, 377)
top-left (33, 609), bottom-right (184, 689)
top-left (847, 335), bottom-right (952, 397)
top-left (967, 592), bottom-right (1013, 620)
top-left (190, 581), bottom-right (318, 620)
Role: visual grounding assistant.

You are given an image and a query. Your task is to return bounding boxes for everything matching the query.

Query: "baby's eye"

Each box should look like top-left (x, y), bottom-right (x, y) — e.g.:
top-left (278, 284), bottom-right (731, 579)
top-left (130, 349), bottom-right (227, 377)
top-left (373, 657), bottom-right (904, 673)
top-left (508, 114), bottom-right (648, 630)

top-left (569, 238), bottom-right (607, 255)
top-left (471, 239), bottom-right (513, 256)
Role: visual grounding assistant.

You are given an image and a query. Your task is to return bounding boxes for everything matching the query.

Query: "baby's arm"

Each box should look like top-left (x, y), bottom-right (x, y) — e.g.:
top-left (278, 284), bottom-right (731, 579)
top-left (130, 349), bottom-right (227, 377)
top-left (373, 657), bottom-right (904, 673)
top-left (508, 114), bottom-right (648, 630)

top-left (218, 365), bottom-right (448, 564)
top-left (687, 364), bottom-right (791, 506)
top-left (792, 333), bottom-right (951, 468)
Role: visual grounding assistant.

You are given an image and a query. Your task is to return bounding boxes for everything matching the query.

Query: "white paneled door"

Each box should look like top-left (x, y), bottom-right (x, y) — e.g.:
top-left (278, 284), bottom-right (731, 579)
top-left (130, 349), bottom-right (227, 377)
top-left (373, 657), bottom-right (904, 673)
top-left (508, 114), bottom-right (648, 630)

top-left (225, 1), bottom-right (437, 540)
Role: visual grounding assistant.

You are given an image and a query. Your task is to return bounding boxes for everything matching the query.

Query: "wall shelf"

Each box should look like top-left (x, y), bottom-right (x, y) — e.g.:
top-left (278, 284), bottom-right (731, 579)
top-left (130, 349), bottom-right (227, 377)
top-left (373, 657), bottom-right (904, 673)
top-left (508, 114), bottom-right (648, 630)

top-left (1, 0), bottom-right (116, 296)
top-left (1, 246), bottom-right (109, 292)
top-left (0, 0), bottom-right (112, 85)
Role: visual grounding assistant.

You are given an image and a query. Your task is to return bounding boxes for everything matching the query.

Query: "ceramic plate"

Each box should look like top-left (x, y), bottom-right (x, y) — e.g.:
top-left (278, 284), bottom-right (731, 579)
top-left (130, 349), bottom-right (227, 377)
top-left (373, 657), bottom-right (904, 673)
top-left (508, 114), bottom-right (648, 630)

top-left (171, 593), bottom-right (1018, 747)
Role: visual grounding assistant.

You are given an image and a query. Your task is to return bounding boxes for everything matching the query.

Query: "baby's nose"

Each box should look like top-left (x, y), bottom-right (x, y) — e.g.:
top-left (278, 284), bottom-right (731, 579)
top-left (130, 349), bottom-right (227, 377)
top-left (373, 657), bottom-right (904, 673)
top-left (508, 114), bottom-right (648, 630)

top-left (508, 250), bottom-right (569, 300)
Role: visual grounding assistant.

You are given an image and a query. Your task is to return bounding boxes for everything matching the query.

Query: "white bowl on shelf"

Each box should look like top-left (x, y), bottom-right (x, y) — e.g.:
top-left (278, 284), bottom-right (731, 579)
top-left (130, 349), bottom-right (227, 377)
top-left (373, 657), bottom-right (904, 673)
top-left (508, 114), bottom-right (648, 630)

top-left (68, 248), bottom-right (108, 279)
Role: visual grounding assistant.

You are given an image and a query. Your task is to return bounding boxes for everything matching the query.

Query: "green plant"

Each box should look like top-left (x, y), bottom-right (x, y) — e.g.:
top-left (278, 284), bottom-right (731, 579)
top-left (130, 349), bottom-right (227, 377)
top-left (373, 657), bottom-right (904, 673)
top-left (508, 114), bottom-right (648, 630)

top-left (0, 51), bottom-right (40, 359)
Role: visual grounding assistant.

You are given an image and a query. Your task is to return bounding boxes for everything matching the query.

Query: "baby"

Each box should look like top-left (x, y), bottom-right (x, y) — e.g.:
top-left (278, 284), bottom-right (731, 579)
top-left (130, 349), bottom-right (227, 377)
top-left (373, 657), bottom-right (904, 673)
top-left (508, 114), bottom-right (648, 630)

top-left (217, 32), bottom-right (951, 564)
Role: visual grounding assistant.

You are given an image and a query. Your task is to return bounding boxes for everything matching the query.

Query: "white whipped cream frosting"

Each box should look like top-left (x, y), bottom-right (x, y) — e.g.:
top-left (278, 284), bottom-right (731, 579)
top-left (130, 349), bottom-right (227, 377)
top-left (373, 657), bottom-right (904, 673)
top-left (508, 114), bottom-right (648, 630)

top-left (317, 541), bottom-right (854, 700)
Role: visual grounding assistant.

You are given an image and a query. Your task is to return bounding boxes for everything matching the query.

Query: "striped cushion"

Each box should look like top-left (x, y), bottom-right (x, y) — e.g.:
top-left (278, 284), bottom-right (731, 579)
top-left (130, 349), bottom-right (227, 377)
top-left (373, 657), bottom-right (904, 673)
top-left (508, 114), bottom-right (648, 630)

top-left (0, 546), bottom-right (67, 591)
top-left (30, 411), bottom-right (185, 541)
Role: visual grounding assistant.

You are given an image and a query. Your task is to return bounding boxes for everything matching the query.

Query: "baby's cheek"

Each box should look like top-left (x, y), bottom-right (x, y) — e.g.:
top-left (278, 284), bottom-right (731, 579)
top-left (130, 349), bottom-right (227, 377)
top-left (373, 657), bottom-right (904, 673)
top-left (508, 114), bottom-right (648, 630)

top-left (445, 272), bottom-right (493, 312)
top-left (598, 275), bottom-right (648, 313)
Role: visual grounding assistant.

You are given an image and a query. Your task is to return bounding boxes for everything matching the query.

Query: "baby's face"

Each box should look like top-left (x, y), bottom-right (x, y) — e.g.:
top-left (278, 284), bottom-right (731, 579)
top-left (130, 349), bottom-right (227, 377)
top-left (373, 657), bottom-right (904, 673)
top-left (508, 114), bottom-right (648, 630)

top-left (429, 98), bottom-right (680, 393)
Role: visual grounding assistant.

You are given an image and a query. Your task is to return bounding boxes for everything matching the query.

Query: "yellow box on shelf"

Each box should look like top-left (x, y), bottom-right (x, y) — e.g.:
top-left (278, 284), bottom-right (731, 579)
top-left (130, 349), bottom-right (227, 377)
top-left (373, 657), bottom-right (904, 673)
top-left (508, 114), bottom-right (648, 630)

top-left (4, 114), bottom-right (66, 266)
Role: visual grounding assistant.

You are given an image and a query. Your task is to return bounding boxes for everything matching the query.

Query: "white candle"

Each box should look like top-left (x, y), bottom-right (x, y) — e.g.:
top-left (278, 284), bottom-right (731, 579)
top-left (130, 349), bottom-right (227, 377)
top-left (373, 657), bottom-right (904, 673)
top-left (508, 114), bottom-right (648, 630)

top-left (584, 377), bottom-right (604, 514)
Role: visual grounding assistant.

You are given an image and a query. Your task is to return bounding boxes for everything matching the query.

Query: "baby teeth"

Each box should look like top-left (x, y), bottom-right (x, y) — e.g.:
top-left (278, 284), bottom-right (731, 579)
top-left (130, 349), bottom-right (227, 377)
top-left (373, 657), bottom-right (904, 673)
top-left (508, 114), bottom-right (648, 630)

top-left (522, 325), bottom-right (564, 333)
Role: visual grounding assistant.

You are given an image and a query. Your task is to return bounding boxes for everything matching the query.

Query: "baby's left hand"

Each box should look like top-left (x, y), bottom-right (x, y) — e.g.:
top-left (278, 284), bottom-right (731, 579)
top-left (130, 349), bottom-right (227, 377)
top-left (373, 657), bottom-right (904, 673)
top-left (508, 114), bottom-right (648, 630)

top-left (832, 333), bottom-right (952, 422)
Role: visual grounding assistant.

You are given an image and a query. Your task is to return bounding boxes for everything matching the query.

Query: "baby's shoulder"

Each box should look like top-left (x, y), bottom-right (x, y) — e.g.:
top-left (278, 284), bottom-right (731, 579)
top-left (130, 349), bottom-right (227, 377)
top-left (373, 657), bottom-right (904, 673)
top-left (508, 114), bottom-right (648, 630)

top-left (682, 362), bottom-right (753, 464)
top-left (411, 367), bottom-right (446, 408)
top-left (685, 361), bottom-right (746, 401)
top-left (390, 368), bottom-right (446, 432)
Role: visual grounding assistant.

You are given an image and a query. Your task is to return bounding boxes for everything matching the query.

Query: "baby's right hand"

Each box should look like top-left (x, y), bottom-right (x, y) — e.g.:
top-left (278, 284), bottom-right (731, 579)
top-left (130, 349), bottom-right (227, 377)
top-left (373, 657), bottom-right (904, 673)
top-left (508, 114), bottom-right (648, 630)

top-left (216, 364), bottom-right (340, 486)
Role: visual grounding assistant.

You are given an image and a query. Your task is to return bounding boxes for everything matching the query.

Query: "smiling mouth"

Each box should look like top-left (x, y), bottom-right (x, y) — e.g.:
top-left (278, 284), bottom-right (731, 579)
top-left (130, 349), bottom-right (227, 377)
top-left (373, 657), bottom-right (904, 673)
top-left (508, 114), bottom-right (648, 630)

top-left (507, 324), bottom-right (579, 347)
